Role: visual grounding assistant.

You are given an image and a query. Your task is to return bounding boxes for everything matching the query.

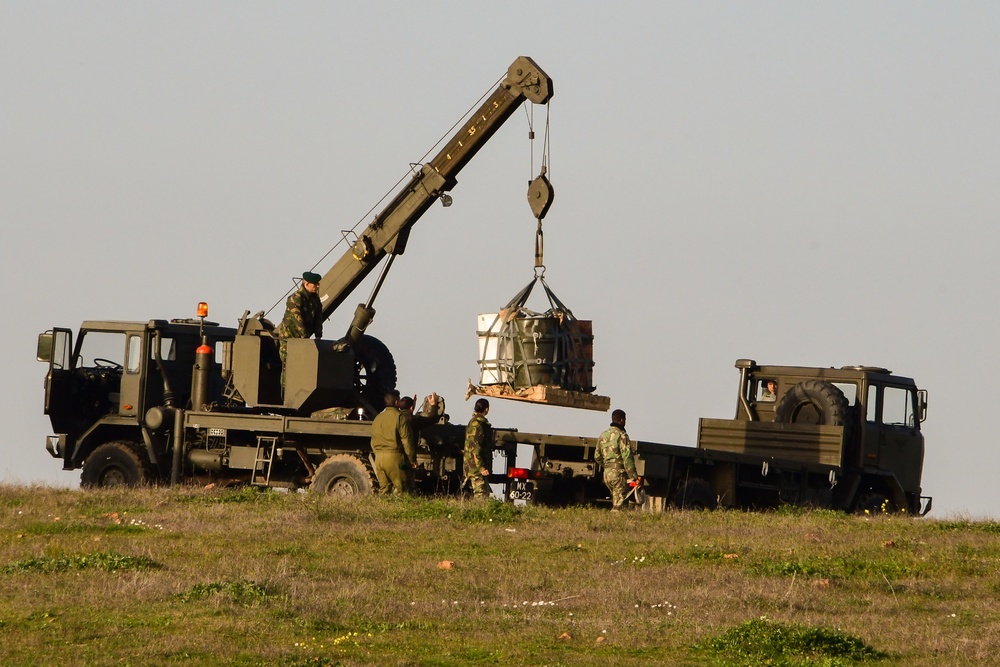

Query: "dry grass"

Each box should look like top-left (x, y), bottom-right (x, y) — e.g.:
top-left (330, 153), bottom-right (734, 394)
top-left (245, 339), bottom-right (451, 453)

top-left (0, 484), bottom-right (998, 666)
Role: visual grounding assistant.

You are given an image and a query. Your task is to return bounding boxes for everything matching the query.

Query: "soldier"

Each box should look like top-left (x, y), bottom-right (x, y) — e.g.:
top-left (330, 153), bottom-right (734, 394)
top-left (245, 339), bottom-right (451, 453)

top-left (277, 271), bottom-right (324, 386)
top-left (464, 398), bottom-right (492, 498)
top-left (369, 390), bottom-right (415, 494)
top-left (399, 392), bottom-right (442, 432)
top-left (761, 380), bottom-right (778, 402)
top-left (594, 409), bottom-right (638, 512)
top-left (398, 392), bottom-right (442, 490)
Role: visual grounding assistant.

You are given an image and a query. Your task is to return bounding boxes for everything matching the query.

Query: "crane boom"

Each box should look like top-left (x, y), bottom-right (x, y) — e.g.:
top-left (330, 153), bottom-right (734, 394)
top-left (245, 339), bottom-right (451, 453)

top-left (230, 57), bottom-right (552, 414)
top-left (314, 56), bottom-right (553, 334)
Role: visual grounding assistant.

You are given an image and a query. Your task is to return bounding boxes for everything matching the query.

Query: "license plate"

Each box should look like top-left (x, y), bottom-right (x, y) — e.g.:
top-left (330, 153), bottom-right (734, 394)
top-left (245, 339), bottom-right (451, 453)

top-left (508, 479), bottom-right (535, 503)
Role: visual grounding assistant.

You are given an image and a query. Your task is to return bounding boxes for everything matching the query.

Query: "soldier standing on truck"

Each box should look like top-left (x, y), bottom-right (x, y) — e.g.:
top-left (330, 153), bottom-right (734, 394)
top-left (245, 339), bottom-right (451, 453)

top-left (370, 390), bottom-right (415, 494)
top-left (594, 409), bottom-right (638, 512)
top-left (464, 398), bottom-right (492, 498)
top-left (277, 271), bottom-right (324, 386)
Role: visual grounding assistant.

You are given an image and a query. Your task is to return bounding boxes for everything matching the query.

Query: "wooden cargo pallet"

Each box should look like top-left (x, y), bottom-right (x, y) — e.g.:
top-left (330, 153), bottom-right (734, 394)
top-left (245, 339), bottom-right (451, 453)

top-left (466, 380), bottom-right (611, 412)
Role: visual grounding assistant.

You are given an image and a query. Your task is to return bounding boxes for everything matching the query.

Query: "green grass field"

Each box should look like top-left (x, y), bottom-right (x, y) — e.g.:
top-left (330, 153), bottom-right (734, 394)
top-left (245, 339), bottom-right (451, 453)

top-left (1, 485), bottom-right (997, 666)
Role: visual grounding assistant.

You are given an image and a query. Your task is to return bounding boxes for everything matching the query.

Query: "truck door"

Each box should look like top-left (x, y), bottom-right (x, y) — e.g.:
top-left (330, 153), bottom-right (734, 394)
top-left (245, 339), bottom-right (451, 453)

top-left (74, 329), bottom-right (128, 421)
top-left (862, 384), bottom-right (922, 479)
top-left (875, 385), bottom-right (923, 493)
top-left (40, 328), bottom-right (74, 428)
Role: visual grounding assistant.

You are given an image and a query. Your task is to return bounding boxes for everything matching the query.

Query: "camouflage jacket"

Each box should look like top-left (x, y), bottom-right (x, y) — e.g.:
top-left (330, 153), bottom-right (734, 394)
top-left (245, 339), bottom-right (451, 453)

top-left (278, 286), bottom-right (323, 339)
top-left (464, 413), bottom-right (491, 473)
top-left (370, 406), bottom-right (416, 462)
top-left (594, 424), bottom-right (637, 478)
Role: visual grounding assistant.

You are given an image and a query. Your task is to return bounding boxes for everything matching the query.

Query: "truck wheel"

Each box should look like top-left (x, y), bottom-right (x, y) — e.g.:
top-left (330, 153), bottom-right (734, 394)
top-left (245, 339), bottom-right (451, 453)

top-left (854, 491), bottom-right (896, 515)
top-left (310, 454), bottom-right (375, 496)
top-left (81, 441), bottom-right (152, 488)
top-left (675, 478), bottom-right (717, 510)
top-left (354, 335), bottom-right (397, 414)
top-left (774, 380), bottom-right (848, 426)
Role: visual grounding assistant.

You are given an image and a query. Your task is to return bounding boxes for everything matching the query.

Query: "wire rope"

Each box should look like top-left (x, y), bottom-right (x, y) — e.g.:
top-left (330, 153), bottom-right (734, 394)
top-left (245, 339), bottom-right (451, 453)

top-left (264, 72), bottom-right (507, 318)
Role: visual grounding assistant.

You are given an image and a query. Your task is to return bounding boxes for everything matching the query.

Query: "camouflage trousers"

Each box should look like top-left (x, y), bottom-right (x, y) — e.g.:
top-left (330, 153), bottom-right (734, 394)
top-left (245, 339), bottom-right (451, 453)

top-left (603, 467), bottom-right (629, 510)
top-left (464, 468), bottom-right (489, 498)
top-left (278, 339), bottom-right (288, 388)
top-left (373, 451), bottom-right (409, 495)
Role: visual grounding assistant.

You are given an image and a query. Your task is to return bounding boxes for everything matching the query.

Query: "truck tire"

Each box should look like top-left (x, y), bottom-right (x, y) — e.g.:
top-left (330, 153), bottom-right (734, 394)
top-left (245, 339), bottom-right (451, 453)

top-left (774, 380), bottom-right (848, 426)
top-left (354, 335), bottom-right (397, 415)
top-left (675, 478), bottom-right (717, 510)
top-left (81, 441), bottom-right (153, 488)
top-left (310, 454), bottom-right (376, 496)
top-left (854, 490), bottom-right (897, 515)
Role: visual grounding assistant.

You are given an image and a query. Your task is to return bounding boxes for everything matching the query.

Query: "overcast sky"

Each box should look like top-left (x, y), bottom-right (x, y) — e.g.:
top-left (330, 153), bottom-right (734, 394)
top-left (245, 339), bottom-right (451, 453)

top-left (2, 2), bottom-right (997, 518)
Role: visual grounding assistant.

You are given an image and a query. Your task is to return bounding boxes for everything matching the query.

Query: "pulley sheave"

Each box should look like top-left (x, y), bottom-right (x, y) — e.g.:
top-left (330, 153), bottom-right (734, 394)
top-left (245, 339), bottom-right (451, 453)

top-left (527, 173), bottom-right (555, 221)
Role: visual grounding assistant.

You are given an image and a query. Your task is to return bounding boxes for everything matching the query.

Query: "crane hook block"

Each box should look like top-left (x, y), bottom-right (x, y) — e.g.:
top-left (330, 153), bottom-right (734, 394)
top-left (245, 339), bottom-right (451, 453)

top-left (527, 174), bottom-right (554, 221)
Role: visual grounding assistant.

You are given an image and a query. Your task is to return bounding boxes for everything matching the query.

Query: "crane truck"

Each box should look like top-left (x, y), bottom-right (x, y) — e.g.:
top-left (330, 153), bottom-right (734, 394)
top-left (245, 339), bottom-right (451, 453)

top-left (36, 56), bottom-right (556, 495)
top-left (35, 57), bottom-right (932, 514)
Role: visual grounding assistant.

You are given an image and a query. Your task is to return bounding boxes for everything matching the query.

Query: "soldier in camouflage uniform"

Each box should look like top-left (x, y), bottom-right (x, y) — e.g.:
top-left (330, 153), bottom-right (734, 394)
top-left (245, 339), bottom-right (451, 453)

top-left (594, 409), bottom-right (638, 512)
top-left (277, 271), bottom-right (324, 386)
top-left (370, 390), bottom-right (415, 494)
top-left (464, 398), bottom-right (492, 498)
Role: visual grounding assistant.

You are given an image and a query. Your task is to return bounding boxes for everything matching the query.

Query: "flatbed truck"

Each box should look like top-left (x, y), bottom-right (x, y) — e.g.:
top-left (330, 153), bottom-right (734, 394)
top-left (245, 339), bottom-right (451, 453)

top-left (502, 359), bottom-right (931, 515)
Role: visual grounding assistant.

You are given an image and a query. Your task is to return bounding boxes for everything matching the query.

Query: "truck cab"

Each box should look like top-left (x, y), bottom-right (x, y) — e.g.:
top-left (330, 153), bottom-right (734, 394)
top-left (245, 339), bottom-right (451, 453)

top-left (37, 320), bottom-right (235, 474)
top-left (715, 359), bottom-right (930, 513)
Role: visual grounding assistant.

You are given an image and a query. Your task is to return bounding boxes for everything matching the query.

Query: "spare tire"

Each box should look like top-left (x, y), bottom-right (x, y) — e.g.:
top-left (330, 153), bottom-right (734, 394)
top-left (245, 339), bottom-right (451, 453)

top-left (353, 335), bottom-right (397, 415)
top-left (774, 379), bottom-right (848, 426)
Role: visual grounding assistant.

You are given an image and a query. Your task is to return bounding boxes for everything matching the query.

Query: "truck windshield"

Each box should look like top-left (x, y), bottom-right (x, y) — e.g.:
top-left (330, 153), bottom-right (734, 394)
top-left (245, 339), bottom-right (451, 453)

top-left (76, 331), bottom-right (126, 368)
top-left (882, 386), bottom-right (917, 427)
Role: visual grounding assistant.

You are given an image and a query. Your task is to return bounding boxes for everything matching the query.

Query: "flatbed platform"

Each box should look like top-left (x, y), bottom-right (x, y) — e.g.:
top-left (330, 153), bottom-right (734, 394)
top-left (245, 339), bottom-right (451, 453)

top-left (466, 381), bottom-right (611, 412)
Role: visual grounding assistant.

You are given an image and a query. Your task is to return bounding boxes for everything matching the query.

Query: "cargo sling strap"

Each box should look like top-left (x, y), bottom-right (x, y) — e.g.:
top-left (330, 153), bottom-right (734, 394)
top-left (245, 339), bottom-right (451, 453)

top-left (479, 275), bottom-right (595, 392)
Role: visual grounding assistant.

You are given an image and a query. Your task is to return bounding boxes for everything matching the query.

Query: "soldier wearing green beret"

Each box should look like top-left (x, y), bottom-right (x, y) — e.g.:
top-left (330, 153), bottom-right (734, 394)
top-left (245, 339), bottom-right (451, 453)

top-left (277, 271), bottom-right (324, 387)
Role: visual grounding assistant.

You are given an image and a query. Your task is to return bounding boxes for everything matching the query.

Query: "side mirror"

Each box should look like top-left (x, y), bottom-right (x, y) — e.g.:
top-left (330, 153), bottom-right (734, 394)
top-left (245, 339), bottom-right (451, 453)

top-left (917, 389), bottom-right (928, 423)
top-left (36, 332), bottom-right (53, 363)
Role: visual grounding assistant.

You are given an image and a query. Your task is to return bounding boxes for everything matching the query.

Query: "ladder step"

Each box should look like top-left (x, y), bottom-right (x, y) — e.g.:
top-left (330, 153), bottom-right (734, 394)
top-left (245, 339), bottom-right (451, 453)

top-left (251, 436), bottom-right (279, 487)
